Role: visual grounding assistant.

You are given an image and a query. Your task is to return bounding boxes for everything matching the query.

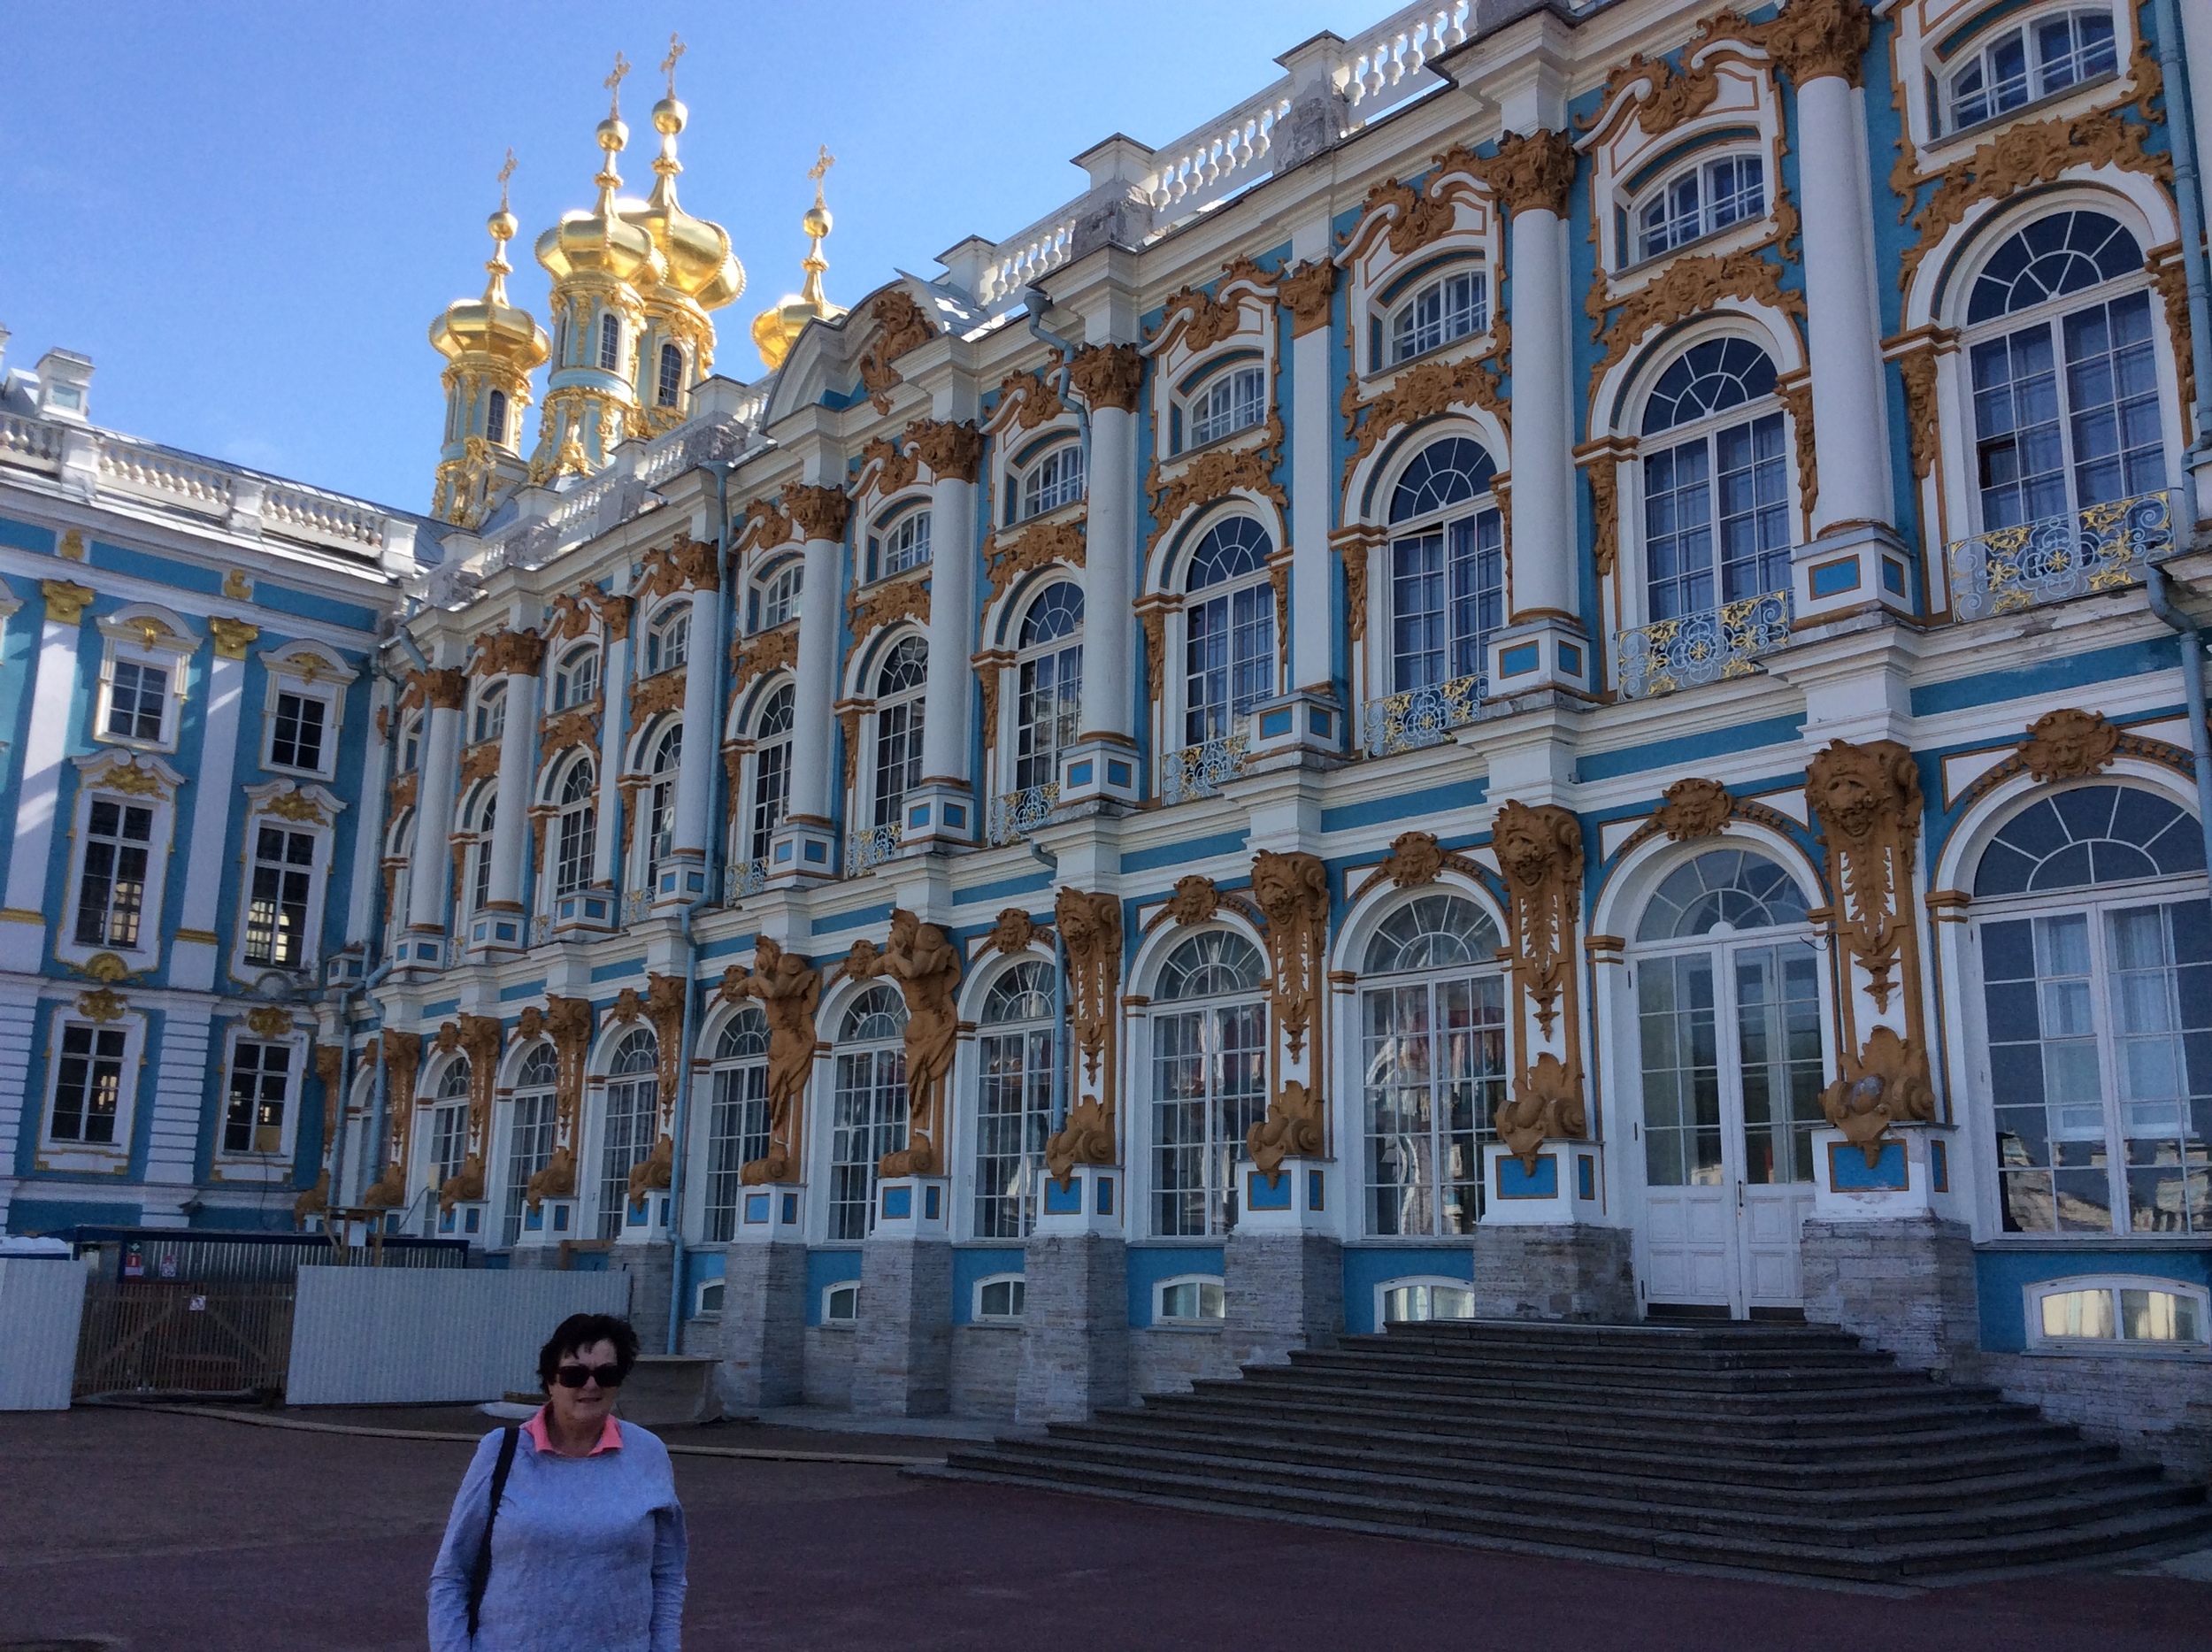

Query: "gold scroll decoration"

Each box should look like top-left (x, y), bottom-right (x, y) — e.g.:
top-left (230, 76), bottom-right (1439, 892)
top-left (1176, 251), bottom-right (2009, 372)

top-left (1046, 887), bottom-right (1123, 1185)
top-left (358, 1029), bottom-right (422, 1209)
top-left (439, 1013), bottom-right (503, 1211)
top-left (625, 973), bottom-right (690, 1203)
top-left (1493, 801), bottom-right (1589, 1171)
top-left (526, 995), bottom-right (594, 1207)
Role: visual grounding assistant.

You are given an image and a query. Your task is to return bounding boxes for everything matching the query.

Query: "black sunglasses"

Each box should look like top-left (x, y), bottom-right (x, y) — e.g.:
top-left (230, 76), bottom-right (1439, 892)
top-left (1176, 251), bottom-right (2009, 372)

top-left (552, 1363), bottom-right (625, 1389)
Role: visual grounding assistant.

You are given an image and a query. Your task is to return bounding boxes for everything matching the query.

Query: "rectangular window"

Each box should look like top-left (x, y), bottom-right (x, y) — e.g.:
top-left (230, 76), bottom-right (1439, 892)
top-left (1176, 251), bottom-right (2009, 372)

top-left (1642, 413), bottom-right (1789, 621)
top-left (872, 701), bottom-right (925, 827)
top-left (556, 802), bottom-right (595, 897)
top-left (1388, 511), bottom-right (1503, 693)
top-left (270, 692), bottom-right (327, 772)
top-left (1014, 646), bottom-right (1082, 792)
top-left (503, 1091), bottom-right (557, 1248)
top-left (749, 743), bottom-right (789, 863)
top-left (1362, 977), bottom-right (1505, 1235)
top-left (74, 798), bottom-right (155, 949)
top-left (597, 1077), bottom-right (657, 1239)
top-left (1972, 294), bottom-right (2159, 533)
top-left (50, 1022), bottom-right (127, 1145)
top-left (105, 660), bottom-right (168, 741)
top-left (1189, 366), bottom-right (1266, 448)
top-left (1150, 1003), bottom-right (1267, 1237)
top-left (830, 1049), bottom-right (907, 1240)
top-left (223, 1040), bottom-right (291, 1155)
top-left (704, 1063), bottom-right (770, 1241)
top-left (1182, 588), bottom-right (1276, 745)
top-left (974, 1026), bottom-right (1053, 1238)
top-left (245, 825), bottom-right (317, 967)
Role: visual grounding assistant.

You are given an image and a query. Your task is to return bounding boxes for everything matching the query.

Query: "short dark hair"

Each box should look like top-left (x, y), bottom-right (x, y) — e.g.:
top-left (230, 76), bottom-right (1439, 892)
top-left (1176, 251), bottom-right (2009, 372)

top-left (537, 1313), bottom-right (641, 1391)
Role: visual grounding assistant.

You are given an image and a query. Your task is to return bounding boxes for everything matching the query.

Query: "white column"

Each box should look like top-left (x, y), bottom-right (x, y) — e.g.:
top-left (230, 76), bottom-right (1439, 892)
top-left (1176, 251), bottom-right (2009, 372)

top-left (1793, 72), bottom-right (1894, 535)
top-left (2185, 7), bottom-right (2212, 249)
top-left (143, 1003), bottom-right (213, 1201)
top-left (591, 621), bottom-right (630, 887)
top-left (0, 983), bottom-right (39, 1231)
top-left (173, 626), bottom-right (250, 991)
top-left (1505, 199), bottom-right (1577, 622)
top-left (488, 649), bottom-right (541, 911)
top-left (1079, 394), bottom-right (1138, 744)
top-left (406, 672), bottom-right (465, 935)
top-left (345, 675), bottom-right (391, 947)
top-left (919, 471), bottom-right (977, 785)
top-left (784, 486), bottom-right (850, 827)
top-left (671, 583), bottom-right (722, 859)
top-left (0, 581), bottom-right (91, 972)
top-left (1285, 235), bottom-right (1336, 692)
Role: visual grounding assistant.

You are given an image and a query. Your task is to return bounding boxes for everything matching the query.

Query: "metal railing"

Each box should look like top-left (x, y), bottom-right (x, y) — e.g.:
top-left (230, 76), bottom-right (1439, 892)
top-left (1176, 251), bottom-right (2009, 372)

top-left (1364, 672), bottom-right (1486, 756)
top-left (726, 856), bottom-right (770, 903)
top-left (847, 822), bottom-right (902, 876)
top-left (1948, 490), bottom-right (2173, 624)
top-left (622, 889), bottom-right (652, 926)
top-left (987, 782), bottom-right (1063, 845)
top-left (1617, 589), bottom-right (1793, 702)
top-left (1162, 734), bottom-right (1249, 803)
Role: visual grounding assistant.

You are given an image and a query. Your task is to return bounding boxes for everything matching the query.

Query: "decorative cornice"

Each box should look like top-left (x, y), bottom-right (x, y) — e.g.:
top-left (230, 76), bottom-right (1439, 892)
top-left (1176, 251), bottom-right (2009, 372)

top-left (1472, 128), bottom-right (1576, 218)
top-left (909, 418), bottom-right (984, 483)
top-left (423, 667), bottom-right (467, 711)
top-left (990, 518), bottom-right (1086, 584)
top-left (207, 616), bottom-right (259, 661)
top-left (1760, 0), bottom-right (1871, 89)
top-left (785, 483), bottom-right (850, 544)
top-left (41, 580), bottom-right (95, 624)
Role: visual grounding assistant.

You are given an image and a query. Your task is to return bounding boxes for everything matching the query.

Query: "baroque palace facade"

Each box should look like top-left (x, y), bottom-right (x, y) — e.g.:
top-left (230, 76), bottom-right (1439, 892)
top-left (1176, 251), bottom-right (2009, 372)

top-left (8, 0), bottom-right (2212, 1453)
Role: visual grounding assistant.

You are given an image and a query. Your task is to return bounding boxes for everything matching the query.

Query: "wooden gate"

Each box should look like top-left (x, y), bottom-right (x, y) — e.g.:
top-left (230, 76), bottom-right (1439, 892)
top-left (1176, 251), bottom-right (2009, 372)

top-left (72, 1280), bottom-right (296, 1399)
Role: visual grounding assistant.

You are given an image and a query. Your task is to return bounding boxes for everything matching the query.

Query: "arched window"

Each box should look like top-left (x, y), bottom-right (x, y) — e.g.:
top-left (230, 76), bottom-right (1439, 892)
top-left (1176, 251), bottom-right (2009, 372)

top-left (1632, 847), bottom-right (1824, 1314)
top-left (599, 1028), bottom-right (658, 1238)
top-left (657, 342), bottom-right (683, 407)
top-left (1965, 211), bottom-right (2160, 532)
top-left (976, 960), bottom-right (1053, 1239)
top-left (1183, 517), bottom-right (1277, 746)
top-left (1017, 442), bottom-right (1085, 523)
top-left (1386, 437), bottom-right (1503, 718)
top-left (868, 508), bottom-right (932, 581)
top-left (872, 637), bottom-right (927, 827)
top-left (1641, 338), bottom-right (1791, 621)
top-left (554, 757), bottom-right (595, 897)
top-left (754, 560), bottom-right (802, 630)
top-left (1180, 361), bottom-right (1266, 451)
top-left (553, 647), bottom-right (598, 711)
top-left (1634, 155), bottom-right (1765, 264)
top-left (645, 607), bottom-right (689, 675)
top-left (1150, 930), bottom-right (1268, 1236)
top-left (1971, 784), bottom-right (2210, 1236)
top-left (1390, 266), bottom-right (1487, 364)
top-left (470, 795), bottom-right (496, 913)
top-left (487, 388), bottom-right (509, 447)
top-left (747, 685), bottom-right (795, 864)
top-left (472, 682), bottom-right (505, 745)
top-left (503, 1043), bottom-right (557, 1248)
top-left (401, 715), bottom-right (422, 773)
top-left (641, 726), bottom-right (682, 895)
top-left (426, 1057), bottom-right (471, 1233)
top-left (831, 984), bottom-right (909, 1240)
top-left (1359, 893), bottom-right (1507, 1235)
top-left (598, 311), bottom-right (621, 373)
top-left (1945, 8), bottom-right (2116, 134)
top-left (705, 1008), bottom-right (770, 1241)
top-left (1015, 582), bottom-right (1083, 792)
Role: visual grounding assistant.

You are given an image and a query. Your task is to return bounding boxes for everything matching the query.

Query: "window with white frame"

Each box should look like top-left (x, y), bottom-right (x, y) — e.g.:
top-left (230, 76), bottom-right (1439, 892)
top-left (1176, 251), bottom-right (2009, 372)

top-left (1361, 894), bottom-right (1508, 1235)
top-left (645, 608), bottom-right (689, 675)
top-left (552, 646), bottom-right (599, 711)
top-left (1380, 1278), bottom-right (1479, 1323)
top-left (243, 822), bottom-right (318, 969)
top-left (598, 311), bottom-right (621, 372)
top-left (705, 1007), bottom-right (771, 1241)
top-left (503, 1043), bottom-right (557, 1248)
top-left (104, 658), bottom-right (170, 743)
top-left (1156, 1274), bottom-right (1226, 1323)
top-left (469, 795), bottom-right (496, 915)
top-left (1182, 517), bottom-right (1277, 747)
top-left (753, 560), bottom-right (802, 631)
top-left (1389, 267), bottom-right (1488, 364)
top-left (48, 1019), bottom-right (127, 1146)
top-left (224, 1038), bottom-right (294, 1157)
top-left (420, 1059), bottom-right (467, 1232)
top-left (747, 686), bottom-right (795, 864)
top-left (1634, 156), bottom-right (1765, 264)
top-left (94, 617), bottom-right (191, 750)
top-left (1386, 438), bottom-right (1504, 700)
top-left (488, 388), bottom-right (510, 447)
top-left (657, 342), bottom-right (683, 407)
top-left (1640, 337), bottom-right (1792, 622)
top-left (640, 725), bottom-right (682, 894)
top-left (1015, 442), bottom-right (1085, 524)
top-left (553, 757), bottom-right (596, 897)
top-left (73, 797), bottom-right (154, 949)
top-left (1150, 930), bottom-right (1268, 1237)
top-left (401, 714), bottom-right (423, 773)
top-left (472, 683), bottom-right (506, 746)
top-left (974, 1274), bottom-right (1026, 1320)
top-left (1972, 784), bottom-right (2210, 1235)
top-left (1944, 8), bottom-right (2117, 134)
top-left (831, 985), bottom-right (908, 1241)
top-left (974, 961), bottom-right (1053, 1240)
top-left (1966, 211), bottom-right (2162, 534)
top-left (1181, 362), bottom-right (1266, 451)
top-left (1013, 582), bottom-right (1082, 793)
top-left (2027, 1275), bottom-right (2208, 1347)
top-left (268, 690), bottom-right (328, 772)
top-left (871, 637), bottom-right (927, 828)
top-left (868, 507), bottom-right (932, 582)
top-left (695, 1279), bottom-right (726, 1315)
top-left (822, 1280), bottom-right (861, 1323)
top-left (599, 1028), bottom-right (659, 1238)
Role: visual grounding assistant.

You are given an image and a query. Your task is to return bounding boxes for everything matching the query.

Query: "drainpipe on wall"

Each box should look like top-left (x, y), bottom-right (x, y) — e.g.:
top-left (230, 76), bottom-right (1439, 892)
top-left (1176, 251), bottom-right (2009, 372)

top-left (2144, 564), bottom-right (2212, 873)
top-left (356, 629), bottom-right (430, 1218)
top-left (1025, 840), bottom-right (1068, 1135)
top-left (1025, 288), bottom-right (1092, 494)
top-left (2149, 0), bottom-right (2212, 531)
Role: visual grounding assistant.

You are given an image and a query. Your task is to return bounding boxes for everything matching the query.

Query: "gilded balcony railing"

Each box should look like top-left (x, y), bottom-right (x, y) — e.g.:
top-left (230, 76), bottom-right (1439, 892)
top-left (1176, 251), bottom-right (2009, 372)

top-left (1363, 672), bottom-right (1485, 756)
top-left (1617, 589), bottom-right (1793, 702)
top-left (1948, 490), bottom-right (2172, 624)
top-left (726, 857), bottom-right (770, 903)
top-left (987, 782), bottom-right (1062, 846)
top-left (847, 822), bottom-right (902, 876)
top-left (1161, 734), bottom-right (1249, 803)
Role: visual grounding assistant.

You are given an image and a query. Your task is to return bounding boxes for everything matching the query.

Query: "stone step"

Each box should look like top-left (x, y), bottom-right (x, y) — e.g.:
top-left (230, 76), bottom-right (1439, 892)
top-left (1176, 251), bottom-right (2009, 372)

top-left (1277, 1348), bottom-right (1942, 1395)
top-left (1366, 1321), bottom-right (1867, 1354)
top-left (1345, 1327), bottom-right (1887, 1371)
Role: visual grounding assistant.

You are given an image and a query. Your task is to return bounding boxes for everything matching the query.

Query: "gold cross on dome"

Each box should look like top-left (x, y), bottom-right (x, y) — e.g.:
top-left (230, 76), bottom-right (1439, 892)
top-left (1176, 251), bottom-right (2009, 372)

top-left (605, 50), bottom-right (631, 112)
top-left (496, 148), bottom-right (517, 210)
top-left (662, 33), bottom-right (686, 94)
top-left (809, 145), bottom-right (835, 186)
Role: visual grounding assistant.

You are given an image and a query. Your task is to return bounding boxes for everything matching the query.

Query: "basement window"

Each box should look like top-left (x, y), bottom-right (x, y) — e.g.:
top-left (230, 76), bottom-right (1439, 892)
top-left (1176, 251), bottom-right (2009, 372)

top-left (1156, 1275), bottom-right (1225, 1325)
top-left (822, 1281), bottom-right (860, 1325)
top-left (974, 1274), bottom-right (1025, 1321)
top-left (1379, 1277), bottom-right (1478, 1324)
top-left (2026, 1276), bottom-right (2209, 1349)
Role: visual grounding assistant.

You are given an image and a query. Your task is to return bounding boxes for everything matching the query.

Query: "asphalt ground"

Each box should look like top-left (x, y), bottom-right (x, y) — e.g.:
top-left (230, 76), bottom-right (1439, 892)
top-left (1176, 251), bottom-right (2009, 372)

top-left (2, 1405), bottom-right (2208, 1651)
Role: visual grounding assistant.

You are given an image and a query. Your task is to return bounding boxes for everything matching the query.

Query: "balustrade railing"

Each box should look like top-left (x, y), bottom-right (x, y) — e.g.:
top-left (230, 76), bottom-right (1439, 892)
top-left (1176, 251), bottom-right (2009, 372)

top-left (621, 889), bottom-right (652, 927)
top-left (1617, 589), bottom-right (1793, 702)
top-left (529, 915), bottom-right (551, 949)
top-left (0, 411), bottom-right (61, 465)
top-left (726, 857), bottom-right (770, 903)
top-left (1947, 490), bottom-right (2172, 624)
top-left (1161, 734), bottom-right (1249, 804)
top-left (847, 822), bottom-right (902, 876)
top-left (1363, 673), bottom-right (1486, 756)
top-left (987, 783), bottom-right (1063, 846)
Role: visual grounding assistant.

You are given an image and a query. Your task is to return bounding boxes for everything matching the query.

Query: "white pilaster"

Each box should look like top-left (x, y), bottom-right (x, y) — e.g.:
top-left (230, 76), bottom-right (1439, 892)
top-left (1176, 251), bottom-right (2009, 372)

top-left (786, 538), bottom-right (842, 822)
top-left (143, 1003), bottom-right (212, 1194)
top-left (669, 582), bottom-right (722, 872)
top-left (919, 472), bottom-right (977, 786)
top-left (1286, 217), bottom-right (1335, 695)
top-left (0, 983), bottom-right (39, 1231)
top-left (1079, 404), bottom-right (1138, 747)
top-left (406, 689), bottom-right (463, 940)
top-left (487, 664), bottom-right (540, 911)
top-left (173, 643), bottom-right (245, 991)
top-left (1505, 203), bottom-right (1575, 623)
top-left (345, 675), bottom-right (392, 949)
top-left (591, 625), bottom-right (630, 888)
top-left (1, 587), bottom-right (88, 972)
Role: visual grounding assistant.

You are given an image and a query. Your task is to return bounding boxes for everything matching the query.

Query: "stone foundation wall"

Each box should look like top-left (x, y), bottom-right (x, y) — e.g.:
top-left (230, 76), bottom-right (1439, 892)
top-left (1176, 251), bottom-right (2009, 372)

top-left (1799, 1216), bottom-right (1980, 1381)
top-left (1472, 1224), bottom-right (1635, 1322)
top-left (950, 1324), bottom-right (1022, 1418)
top-left (717, 1243), bottom-right (810, 1411)
top-left (1015, 1233), bottom-right (1132, 1424)
top-left (1130, 1326), bottom-right (1237, 1397)
top-left (609, 1244), bottom-right (672, 1350)
top-left (1224, 1233), bottom-right (1341, 1366)
top-left (803, 1325), bottom-right (855, 1408)
top-left (850, 1239), bottom-right (953, 1416)
top-left (1982, 1351), bottom-right (2212, 1479)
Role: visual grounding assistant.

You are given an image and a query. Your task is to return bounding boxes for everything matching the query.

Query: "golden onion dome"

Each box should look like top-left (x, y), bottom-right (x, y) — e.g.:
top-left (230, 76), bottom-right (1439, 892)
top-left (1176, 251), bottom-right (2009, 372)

top-left (751, 148), bottom-right (846, 372)
top-left (430, 173), bottom-right (551, 374)
top-left (534, 61), bottom-right (664, 288)
top-left (626, 92), bottom-right (744, 311)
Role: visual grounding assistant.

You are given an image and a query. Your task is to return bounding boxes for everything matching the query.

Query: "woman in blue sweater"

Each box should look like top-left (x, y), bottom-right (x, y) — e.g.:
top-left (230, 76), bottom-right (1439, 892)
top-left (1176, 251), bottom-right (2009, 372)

top-left (429, 1313), bottom-right (687, 1651)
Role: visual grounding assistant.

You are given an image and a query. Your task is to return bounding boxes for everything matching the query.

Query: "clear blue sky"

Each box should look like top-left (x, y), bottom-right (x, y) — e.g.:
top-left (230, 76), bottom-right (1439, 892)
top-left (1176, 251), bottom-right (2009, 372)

top-left (0, 1), bottom-right (1366, 514)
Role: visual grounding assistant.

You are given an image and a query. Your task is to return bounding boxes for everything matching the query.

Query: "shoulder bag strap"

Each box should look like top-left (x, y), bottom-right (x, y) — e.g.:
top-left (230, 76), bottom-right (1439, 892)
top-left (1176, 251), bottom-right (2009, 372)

top-left (466, 1425), bottom-right (521, 1640)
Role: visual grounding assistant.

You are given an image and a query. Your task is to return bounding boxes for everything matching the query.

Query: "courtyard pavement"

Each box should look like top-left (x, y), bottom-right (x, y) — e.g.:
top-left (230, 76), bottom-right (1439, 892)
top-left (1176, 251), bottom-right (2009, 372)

top-left (2, 1405), bottom-right (2208, 1650)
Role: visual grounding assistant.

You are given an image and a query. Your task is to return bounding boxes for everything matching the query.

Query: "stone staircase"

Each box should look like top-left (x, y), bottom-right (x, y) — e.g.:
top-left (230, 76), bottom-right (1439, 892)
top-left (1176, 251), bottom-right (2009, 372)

top-left (933, 1320), bottom-right (2212, 1581)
